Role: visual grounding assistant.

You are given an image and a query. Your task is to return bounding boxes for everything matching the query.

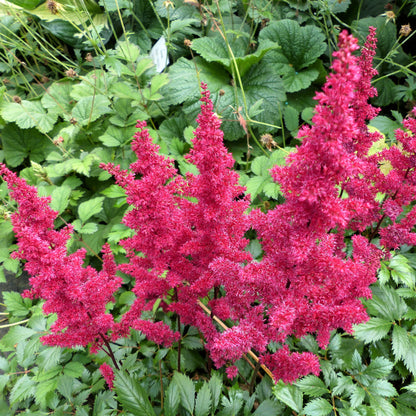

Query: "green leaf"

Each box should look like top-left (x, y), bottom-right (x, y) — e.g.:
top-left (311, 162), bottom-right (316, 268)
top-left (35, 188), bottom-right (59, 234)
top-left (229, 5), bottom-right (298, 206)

top-left (101, 185), bottom-right (127, 198)
top-left (41, 81), bottom-right (73, 114)
top-left (195, 383), bottom-right (211, 416)
top-left (64, 362), bottom-right (85, 378)
top-left (366, 286), bottom-right (408, 321)
top-left (303, 397), bottom-right (333, 416)
top-left (99, 125), bottom-right (136, 147)
top-left (354, 318), bottom-right (392, 342)
top-left (114, 371), bottom-right (156, 416)
top-left (283, 105), bottom-right (299, 131)
top-left (349, 386), bottom-right (366, 408)
top-left (71, 95), bottom-right (111, 126)
top-left (296, 375), bottom-right (328, 397)
top-left (252, 399), bottom-right (283, 416)
top-left (1, 100), bottom-right (57, 133)
top-left (1, 124), bottom-right (53, 167)
top-left (273, 382), bottom-right (303, 412)
top-left (389, 254), bottom-right (415, 289)
top-left (208, 373), bottom-right (223, 411)
top-left (259, 19), bottom-right (326, 70)
top-left (0, 325), bottom-right (36, 349)
top-left (3, 292), bottom-right (30, 317)
top-left (164, 379), bottom-right (180, 416)
top-left (403, 336), bottom-right (416, 375)
top-left (50, 186), bottom-right (72, 215)
top-left (368, 380), bottom-right (397, 398)
top-left (172, 372), bottom-right (195, 415)
top-left (368, 396), bottom-right (397, 416)
top-left (9, 375), bottom-right (36, 404)
top-left (392, 325), bottom-right (410, 361)
top-left (78, 197), bottom-right (104, 223)
top-left (364, 356), bottom-right (393, 378)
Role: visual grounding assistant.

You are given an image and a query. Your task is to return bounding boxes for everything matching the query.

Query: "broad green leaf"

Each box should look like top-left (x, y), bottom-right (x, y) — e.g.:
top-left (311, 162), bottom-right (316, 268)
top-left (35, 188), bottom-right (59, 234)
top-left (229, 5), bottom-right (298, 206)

top-left (283, 105), bottom-right (299, 131)
top-left (296, 375), bottom-right (328, 397)
top-left (1, 123), bottom-right (55, 167)
top-left (368, 380), bottom-right (397, 398)
top-left (101, 185), bottom-right (127, 198)
top-left (71, 70), bottom-right (116, 100)
top-left (50, 186), bottom-right (72, 214)
top-left (208, 373), bottom-right (223, 411)
top-left (163, 57), bottom-right (230, 106)
top-left (35, 377), bottom-right (58, 408)
top-left (71, 95), bottom-right (111, 126)
top-left (64, 362), bottom-right (85, 378)
top-left (114, 371), bottom-right (156, 416)
top-left (41, 82), bottom-right (73, 114)
top-left (252, 399), bottom-right (283, 416)
top-left (354, 318), bottom-right (392, 343)
top-left (303, 397), bottom-right (333, 416)
top-left (172, 372), bottom-right (195, 415)
top-left (364, 356), bottom-right (393, 378)
top-left (350, 386), bottom-right (366, 408)
top-left (99, 125), bottom-right (136, 147)
top-left (163, 382), bottom-right (181, 416)
top-left (259, 19), bottom-right (326, 70)
top-left (78, 197), bottom-right (104, 223)
top-left (389, 254), bottom-right (415, 289)
top-left (3, 292), bottom-right (30, 317)
top-left (1, 100), bottom-right (57, 133)
top-left (366, 286), bottom-right (408, 321)
top-left (403, 336), bottom-right (416, 375)
top-left (245, 175), bottom-right (269, 200)
top-left (273, 382), bottom-right (303, 412)
top-left (282, 65), bottom-right (320, 93)
top-left (9, 375), bottom-right (36, 404)
top-left (195, 383), bottom-right (211, 416)
top-left (369, 396), bottom-right (397, 416)
top-left (0, 325), bottom-right (36, 349)
top-left (392, 325), bottom-right (410, 361)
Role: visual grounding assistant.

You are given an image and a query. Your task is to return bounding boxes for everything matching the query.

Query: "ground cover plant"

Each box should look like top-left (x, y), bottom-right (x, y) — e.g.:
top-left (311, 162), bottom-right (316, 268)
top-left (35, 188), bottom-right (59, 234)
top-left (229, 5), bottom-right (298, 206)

top-left (2, 0), bottom-right (416, 415)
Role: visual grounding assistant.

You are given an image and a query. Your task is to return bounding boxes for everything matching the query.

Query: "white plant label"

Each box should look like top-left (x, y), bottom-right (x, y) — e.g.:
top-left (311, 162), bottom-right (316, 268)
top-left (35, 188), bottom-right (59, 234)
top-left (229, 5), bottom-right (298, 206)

top-left (150, 36), bottom-right (169, 72)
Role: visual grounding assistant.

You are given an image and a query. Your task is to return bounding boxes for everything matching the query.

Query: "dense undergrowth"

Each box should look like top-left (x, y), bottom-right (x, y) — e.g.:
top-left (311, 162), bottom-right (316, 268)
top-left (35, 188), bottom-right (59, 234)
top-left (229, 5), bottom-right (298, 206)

top-left (1, 0), bottom-right (416, 415)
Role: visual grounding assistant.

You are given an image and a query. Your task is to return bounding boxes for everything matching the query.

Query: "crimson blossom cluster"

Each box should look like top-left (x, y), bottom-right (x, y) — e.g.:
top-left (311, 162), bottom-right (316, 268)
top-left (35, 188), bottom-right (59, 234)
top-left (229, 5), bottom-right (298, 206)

top-left (2, 27), bottom-right (416, 384)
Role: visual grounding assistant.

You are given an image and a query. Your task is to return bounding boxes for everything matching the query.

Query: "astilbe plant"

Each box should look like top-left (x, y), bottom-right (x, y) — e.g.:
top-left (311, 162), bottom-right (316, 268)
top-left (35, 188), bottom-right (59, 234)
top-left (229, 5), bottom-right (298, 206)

top-left (3, 27), bottom-right (416, 385)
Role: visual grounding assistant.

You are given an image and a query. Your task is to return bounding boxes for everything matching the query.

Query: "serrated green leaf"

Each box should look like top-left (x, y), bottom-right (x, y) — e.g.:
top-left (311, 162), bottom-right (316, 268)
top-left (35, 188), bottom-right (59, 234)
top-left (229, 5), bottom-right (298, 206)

top-left (99, 125), bottom-right (136, 147)
top-left (114, 371), bottom-right (156, 416)
top-left (303, 397), bottom-right (333, 416)
top-left (259, 19), bottom-right (326, 70)
top-left (64, 362), bottom-right (85, 378)
top-left (182, 336), bottom-right (203, 350)
top-left (164, 378), bottom-right (180, 416)
top-left (378, 262), bottom-right (391, 285)
top-left (349, 386), bottom-right (366, 408)
top-left (283, 105), bottom-right (299, 131)
top-left (353, 317), bottom-right (392, 342)
top-left (35, 377), bottom-right (58, 408)
top-left (172, 372), bottom-right (195, 414)
top-left (41, 81), bottom-right (73, 114)
top-left (392, 325), bottom-right (410, 361)
top-left (403, 336), bottom-right (416, 375)
top-left (364, 356), bottom-right (393, 378)
top-left (282, 66), bottom-right (320, 93)
top-left (71, 95), bottom-right (111, 126)
top-left (9, 375), bottom-right (36, 404)
top-left (296, 375), bottom-right (328, 397)
top-left (101, 185), bottom-right (127, 199)
top-left (0, 325), bottom-right (36, 349)
top-left (1, 100), bottom-right (57, 133)
top-left (1, 124), bottom-right (53, 167)
top-left (273, 382), bottom-right (303, 412)
top-left (368, 380), bottom-right (397, 397)
top-left (367, 286), bottom-right (408, 320)
top-left (368, 395), bottom-right (397, 416)
top-left (78, 197), bottom-right (104, 223)
top-left (208, 373), bottom-right (223, 411)
top-left (50, 186), bottom-right (72, 215)
top-left (245, 175), bottom-right (269, 200)
top-left (252, 399), bottom-right (282, 416)
top-left (195, 383), bottom-right (211, 416)
top-left (2, 292), bottom-right (30, 317)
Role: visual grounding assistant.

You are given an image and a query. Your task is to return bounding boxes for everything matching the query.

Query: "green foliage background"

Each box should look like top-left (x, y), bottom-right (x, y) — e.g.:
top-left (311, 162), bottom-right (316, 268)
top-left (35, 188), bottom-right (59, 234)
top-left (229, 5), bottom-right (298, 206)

top-left (1, 0), bottom-right (416, 414)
